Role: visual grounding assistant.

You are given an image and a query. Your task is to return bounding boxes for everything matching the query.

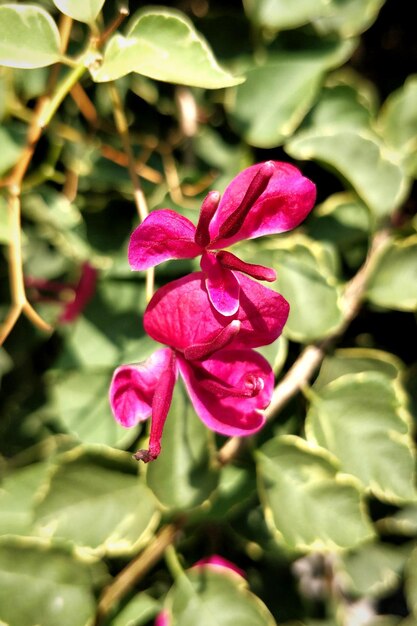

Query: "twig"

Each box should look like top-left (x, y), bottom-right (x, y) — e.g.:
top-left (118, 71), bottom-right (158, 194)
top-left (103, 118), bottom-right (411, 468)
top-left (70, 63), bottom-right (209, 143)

top-left (95, 522), bottom-right (181, 625)
top-left (0, 15), bottom-right (84, 344)
top-left (217, 228), bottom-right (390, 465)
top-left (109, 83), bottom-right (155, 302)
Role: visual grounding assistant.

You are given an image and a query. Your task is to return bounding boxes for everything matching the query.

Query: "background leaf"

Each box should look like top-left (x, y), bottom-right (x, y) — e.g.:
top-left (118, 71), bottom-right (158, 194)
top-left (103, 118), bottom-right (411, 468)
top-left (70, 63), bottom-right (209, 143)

top-left (0, 537), bottom-right (106, 626)
top-left (92, 8), bottom-right (244, 87)
top-left (52, 0), bottom-right (106, 24)
top-left (257, 435), bottom-right (375, 550)
top-left (305, 373), bottom-right (416, 503)
top-left (0, 4), bottom-right (61, 69)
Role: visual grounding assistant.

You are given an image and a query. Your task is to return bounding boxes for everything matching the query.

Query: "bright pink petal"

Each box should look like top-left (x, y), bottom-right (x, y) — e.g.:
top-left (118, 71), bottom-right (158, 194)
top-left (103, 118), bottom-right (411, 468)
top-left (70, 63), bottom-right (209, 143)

top-left (144, 272), bottom-right (289, 352)
top-left (178, 349), bottom-right (274, 437)
top-left (234, 273), bottom-right (289, 349)
top-left (208, 161), bottom-right (316, 248)
top-left (128, 209), bottom-right (202, 270)
top-left (193, 556), bottom-right (246, 578)
top-left (109, 348), bottom-right (174, 428)
top-left (201, 251), bottom-right (240, 316)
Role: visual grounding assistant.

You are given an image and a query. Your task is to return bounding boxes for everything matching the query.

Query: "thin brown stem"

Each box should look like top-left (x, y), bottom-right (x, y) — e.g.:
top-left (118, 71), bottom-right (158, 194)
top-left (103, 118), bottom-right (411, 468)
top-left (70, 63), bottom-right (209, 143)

top-left (217, 228), bottom-right (390, 465)
top-left (95, 522), bottom-right (181, 625)
top-left (97, 5), bottom-right (129, 46)
top-left (109, 82), bottom-right (155, 301)
top-left (0, 16), bottom-right (77, 344)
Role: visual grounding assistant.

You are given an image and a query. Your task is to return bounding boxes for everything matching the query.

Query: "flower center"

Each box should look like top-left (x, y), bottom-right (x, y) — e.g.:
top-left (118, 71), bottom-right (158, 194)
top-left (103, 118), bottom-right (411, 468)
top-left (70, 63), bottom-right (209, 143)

top-left (198, 370), bottom-right (265, 399)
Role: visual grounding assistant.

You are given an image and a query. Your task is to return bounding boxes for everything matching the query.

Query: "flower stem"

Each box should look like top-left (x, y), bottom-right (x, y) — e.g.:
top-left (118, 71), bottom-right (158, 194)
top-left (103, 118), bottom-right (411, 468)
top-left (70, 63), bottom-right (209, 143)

top-left (95, 523), bottom-right (181, 625)
top-left (39, 62), bottom-right (87, 128)
top-left (108, 82), bottom-right (155, 302)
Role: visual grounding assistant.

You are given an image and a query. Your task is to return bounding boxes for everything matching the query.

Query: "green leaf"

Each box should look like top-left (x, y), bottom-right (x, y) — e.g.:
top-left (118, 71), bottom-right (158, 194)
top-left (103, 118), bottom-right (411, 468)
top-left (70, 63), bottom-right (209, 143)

top-left (34, 446), bottom-right (159, 555)
top-left (226, 39), bottom-right (355, 148)
top-left (342, 541), bottom-right (408, 598)
top-left (314, 0), bottom-right (386, 37)
top-left (167, 566), bottom-right (277, 626)
top-left (110, 593), bottom-right (160, 626)
top-left (146, 380), bottom-right (219, 511)
top-left (49, 369), bottom-right (138, 448)
top-left (286, 128), bottom-right (409, 219)
top-left (257, 435), bottom-right (375, 551)
top-left (92, 8), bottom-right (244, 88)
top-left (0, 197), bottom-right (10, 244)
top-left (53, 0), bottom-right (106, 24)
top-left (378, 504), bottom-right (417, 537)
top-left (0, 125), bottom-right (25, 177)
top-left (0, 462), bottom-right (51, 536)
top-left (366, 236), bottom-right (417, 311)
top-left (378, 75), bottom-right (417, 159)
top-left (243, 0), bottom-right (385, 37)
top-left (306, 373), bottom-right (417, 503)
top-left (405, 547), bottom-right (417, 618)
top-left (244, 0), bottom-right (330, 31)
top-left (314, 347), bottom-right (403, 390)
top-left (0, 536), bottom-right (106, 626)
top-left (0, 4), bottom-right (61, 69)
top-left (261, 236), bottom-right (344, 342)
top-left (306, 192), bottom-right (371, 268)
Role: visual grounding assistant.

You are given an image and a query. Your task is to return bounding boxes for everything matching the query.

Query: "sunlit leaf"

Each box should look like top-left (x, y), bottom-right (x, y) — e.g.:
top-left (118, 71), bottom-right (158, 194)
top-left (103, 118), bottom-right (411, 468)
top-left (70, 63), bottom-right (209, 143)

top-left (286, 128), bottom-right (409, 219)
top-left (314, 347), bottom-right (403, 389)
top-left (52, 0), bottom-right (106, 24)
top-left (0, 4), bottom-right (61, 68)
top-left (257, 435), bottom-right (375, 551)
top-left (366, 236), bottom-right (417, 310)
top-left (306, 373), bottom-right (417, 503)
top-left (0, 536), bottom-right (106, 626)
top-left (34, 446), bottom-right (159, 555)
top-left (92, 8), bottom-right (244, 88)
top-left (167, 566), bottom-right (277, 626)
top-left (226, 39), bottom-right (355, 148)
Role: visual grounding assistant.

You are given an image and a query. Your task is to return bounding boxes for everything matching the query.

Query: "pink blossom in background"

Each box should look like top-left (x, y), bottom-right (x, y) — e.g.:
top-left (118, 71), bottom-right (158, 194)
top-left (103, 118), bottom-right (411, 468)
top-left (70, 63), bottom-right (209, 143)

top-left (193, 555), bottom-right (246, 578)
top-left (154, 555), bottom-right (245, 625)
top-left (109, 271), bottom-right (288, 462)
top-left (154, 610), bottom-right (170, 626)
top-left (25, 262), bottom-right (97, 324)
top-left (128, 161), bottom-right (316, 315)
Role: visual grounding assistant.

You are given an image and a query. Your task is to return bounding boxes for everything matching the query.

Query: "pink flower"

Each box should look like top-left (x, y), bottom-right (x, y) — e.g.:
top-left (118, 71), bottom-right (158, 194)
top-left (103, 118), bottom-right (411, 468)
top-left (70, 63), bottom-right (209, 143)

top-left (128, 161), bottom-right (316, 315)
top-left (155, 555), bottom-right (245, 626)
top-left (193, 555), bottom-right (245, 578)
top-left (25, 263), bottom-right (97, 324)
top-left (109, 271), bottom-right (288, 462)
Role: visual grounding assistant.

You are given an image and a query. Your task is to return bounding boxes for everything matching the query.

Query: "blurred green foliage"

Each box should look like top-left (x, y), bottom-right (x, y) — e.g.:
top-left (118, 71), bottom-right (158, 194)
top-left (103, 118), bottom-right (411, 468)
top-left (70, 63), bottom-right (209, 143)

top-left (0, 1), bottom-right (416, 625)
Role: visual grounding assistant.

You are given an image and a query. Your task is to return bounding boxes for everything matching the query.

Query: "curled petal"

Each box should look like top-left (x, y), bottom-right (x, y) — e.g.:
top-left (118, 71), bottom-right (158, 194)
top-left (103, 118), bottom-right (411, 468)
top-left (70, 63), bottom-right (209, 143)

top-left (178, 349), bottom-right (274, 437)
top-left (217, 250), bottom-right (276, 282)
top-left (109, 348), bottom-right (174, 428)
top-left (194, 190), bottom-right (220, 247)
top-left (128, 209), bottom-right (202, 270)
top-left (201, 251), bottom-right (240, 316)
top-left (208, 161), bottom-right (316, 248)
top-left (144, 272), bottom-right (289, 353)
